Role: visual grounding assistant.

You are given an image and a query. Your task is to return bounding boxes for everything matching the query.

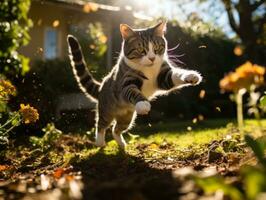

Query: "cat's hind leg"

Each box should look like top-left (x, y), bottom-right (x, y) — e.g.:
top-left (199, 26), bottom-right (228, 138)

top-left (112, 112), bottom-right (136, 149)
top-left (95, 128), bottom-right (106, 147)
top-left (95, 113), bottom-right (112, 147)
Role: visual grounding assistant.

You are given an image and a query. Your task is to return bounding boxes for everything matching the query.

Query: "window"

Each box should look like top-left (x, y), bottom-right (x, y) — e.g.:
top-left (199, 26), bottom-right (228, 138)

top-left (44, 28), bottom-right (58, 59)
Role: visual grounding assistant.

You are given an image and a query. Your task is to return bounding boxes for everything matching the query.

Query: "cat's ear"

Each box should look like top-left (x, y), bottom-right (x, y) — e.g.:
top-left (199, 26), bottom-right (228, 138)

top-left (120, 24), bottom-right (135, 39)
top-left (153, 21), bottom-right (167, 37)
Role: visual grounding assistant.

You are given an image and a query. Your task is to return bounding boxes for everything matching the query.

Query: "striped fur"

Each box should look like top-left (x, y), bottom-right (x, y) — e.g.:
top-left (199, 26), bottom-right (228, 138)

top-left (67, 22), bottom-right (202, 148)
top-left (67, 35), bottom-right (100, 100)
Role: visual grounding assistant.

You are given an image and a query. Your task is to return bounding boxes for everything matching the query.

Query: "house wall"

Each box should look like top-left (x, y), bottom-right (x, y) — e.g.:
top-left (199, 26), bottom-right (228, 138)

top-left (19, 1), bottom-right (135, 68)
top-left (19, 1), bottom-right (69, 61)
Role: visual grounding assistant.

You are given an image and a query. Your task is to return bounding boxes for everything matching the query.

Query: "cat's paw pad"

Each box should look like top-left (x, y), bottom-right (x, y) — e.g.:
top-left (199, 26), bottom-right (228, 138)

top-left (135, 101), bottom-right (151, 115)
top-left (184, 72), bottom-right (202, 85)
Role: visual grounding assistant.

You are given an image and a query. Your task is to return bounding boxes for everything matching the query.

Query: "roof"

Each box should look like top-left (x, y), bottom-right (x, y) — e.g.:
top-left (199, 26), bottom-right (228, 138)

top-left (33, 0), bottom-right (152, 20)
top-left (36, 0), bottom-right (121, 12)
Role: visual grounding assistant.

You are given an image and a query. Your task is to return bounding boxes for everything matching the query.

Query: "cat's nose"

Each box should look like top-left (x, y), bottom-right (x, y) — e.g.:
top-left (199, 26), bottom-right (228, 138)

top-left (148, 56), bottom-right (155, 62)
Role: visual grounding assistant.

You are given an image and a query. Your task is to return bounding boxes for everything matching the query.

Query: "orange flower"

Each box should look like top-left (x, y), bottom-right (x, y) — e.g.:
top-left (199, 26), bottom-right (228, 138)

top-left (220, 62), bottom-right (265, 92)
top-left (19, 104), bottom-right (39, 124)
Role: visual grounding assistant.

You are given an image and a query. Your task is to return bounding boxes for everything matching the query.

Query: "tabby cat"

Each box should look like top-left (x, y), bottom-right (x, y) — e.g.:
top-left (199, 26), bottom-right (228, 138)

top-left (67, 21), bottom-right (202, 148)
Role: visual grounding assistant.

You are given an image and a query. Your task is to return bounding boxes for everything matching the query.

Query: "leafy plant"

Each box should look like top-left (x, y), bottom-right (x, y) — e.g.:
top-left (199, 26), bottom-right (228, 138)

top-left (193, 135), bottom-right (266, 200)
top-left (245, 135), bottom-right (266, 167)
top-left (0, 0), bottom-right (32, 78)
top-left (30, 123), bottom-right (62, 151)
top-left (0, 79), bottom-right (39, 145)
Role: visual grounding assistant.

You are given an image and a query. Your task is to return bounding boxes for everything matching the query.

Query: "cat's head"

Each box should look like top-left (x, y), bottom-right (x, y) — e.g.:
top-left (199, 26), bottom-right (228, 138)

top-left (120, 21), bottom-right (167, 68)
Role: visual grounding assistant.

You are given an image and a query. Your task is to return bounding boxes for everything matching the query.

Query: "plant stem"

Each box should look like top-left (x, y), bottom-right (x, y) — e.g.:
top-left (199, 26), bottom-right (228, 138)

top-left (236, 90), bottom-right (244, 133)
top-left (0, 113), bottom-right (20, 129)
top-left (2, 120), bottom-right (21, 136)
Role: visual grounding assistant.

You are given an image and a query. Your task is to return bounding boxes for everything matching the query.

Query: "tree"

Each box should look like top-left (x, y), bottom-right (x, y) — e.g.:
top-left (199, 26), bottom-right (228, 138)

top-left (0, 0), bottom-right (32, 80)
top-left (220, 0), bottom-right (265, 64)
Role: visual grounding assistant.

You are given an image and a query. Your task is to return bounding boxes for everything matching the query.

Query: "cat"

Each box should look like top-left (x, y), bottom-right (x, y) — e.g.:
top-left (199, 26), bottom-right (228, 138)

top-left (67, 21), bottom-right (202, 149)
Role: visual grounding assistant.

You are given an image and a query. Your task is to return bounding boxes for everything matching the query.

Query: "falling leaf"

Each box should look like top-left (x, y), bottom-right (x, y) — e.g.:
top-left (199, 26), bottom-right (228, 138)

top-left (234, 46), bottom-right (243, 56)
top-left (198, 45), bottom-right (207, 49)
top-left (199, 89), bottom-right (206, 99)
top-left (52, 20), bottom-right (60, 28)
top-left (215, 107), bottom-right (221, 112)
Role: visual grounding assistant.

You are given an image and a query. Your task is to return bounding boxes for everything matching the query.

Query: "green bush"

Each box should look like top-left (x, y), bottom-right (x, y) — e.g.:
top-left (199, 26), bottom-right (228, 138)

top-left (0, 0), bottom-right (32, 79)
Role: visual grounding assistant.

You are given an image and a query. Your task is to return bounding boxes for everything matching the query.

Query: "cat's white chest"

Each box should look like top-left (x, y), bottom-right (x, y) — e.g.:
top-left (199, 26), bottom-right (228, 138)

top-left (141, 64), bottom-right (161, 99)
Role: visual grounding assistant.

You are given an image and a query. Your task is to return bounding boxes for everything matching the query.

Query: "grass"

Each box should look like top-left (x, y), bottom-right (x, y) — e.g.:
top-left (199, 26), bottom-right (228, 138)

top-left (1, 119), bottom-right (265, 200)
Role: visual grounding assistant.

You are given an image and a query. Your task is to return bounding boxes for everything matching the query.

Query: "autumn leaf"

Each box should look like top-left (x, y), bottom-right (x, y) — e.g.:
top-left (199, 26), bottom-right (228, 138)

top-left (0, 165), bottom-right (9, 171)
top-left (53, 168), bottom-right (65, 179)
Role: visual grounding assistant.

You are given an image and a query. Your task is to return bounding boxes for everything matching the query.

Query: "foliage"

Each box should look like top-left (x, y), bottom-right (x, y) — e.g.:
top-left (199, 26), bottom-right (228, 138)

top-left (0, 0), bottom-right (32, 78)
top-left (0, 79), bottom-right (39, 145)
top-left (197, 0), bottom-right (266, 64)
top-left (260, 93), bottom-right (266, 113)
top-left (191, 134), bottom-right (266, 200)
top-left (30, 123), bottom-right (62, 151)
top-left (70, 22), bottom-right (108, 79)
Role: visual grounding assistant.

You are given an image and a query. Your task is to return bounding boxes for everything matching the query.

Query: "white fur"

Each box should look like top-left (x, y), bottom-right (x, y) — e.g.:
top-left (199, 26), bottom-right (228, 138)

top-left (183, 71), bottom-right (202, 85)
top-left (124, 42), bottom-right (202, 115)
top-left (172, 68), bottom-right (202, 87)
top-left (135, 101), bottom-right (151, 115)
top-left (112, 132), bottom-right (126, 149)
top-left (95, 129), bottom-right (106, 147)
top-left (125, 42), bottom-right (164, 99)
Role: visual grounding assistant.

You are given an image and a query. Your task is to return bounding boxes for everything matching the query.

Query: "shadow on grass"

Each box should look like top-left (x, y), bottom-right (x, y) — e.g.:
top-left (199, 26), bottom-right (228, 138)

top-left (74, 149), bottom-right (181, 200)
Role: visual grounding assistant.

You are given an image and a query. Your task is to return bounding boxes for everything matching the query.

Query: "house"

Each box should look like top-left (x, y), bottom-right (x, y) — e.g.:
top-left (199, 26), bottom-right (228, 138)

top-left (19, 0), bottom-right (138, 67)
top-left (19, 0), bottom-right (147, 120)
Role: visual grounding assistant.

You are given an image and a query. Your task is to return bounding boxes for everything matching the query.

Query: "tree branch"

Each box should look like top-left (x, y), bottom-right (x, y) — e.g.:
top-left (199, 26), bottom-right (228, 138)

top-left (251, 0), bottom-right (265, 11)
top-left (221, 0), bottom-right (240, 34)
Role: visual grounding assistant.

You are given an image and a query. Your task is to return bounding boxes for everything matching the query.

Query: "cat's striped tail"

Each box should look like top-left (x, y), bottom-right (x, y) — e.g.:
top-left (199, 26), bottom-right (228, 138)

top-left (67, 35), bottom-right (100, 101)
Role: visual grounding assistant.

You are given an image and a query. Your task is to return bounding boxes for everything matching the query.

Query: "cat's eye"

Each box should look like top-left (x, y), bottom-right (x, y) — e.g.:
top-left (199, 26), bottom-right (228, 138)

top-left (137, 47), bottom-right (146, 55)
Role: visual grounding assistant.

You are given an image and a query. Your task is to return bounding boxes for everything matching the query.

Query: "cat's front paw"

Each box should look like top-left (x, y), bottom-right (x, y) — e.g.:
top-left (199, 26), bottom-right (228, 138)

top-left (135, 101), bottom-right (151, 115)
top-left (184, 72), bottom-right (202, 85)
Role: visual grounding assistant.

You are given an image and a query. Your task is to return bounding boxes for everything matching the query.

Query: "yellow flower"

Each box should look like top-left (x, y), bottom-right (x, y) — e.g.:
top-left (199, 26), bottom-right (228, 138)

top-left (220, 61), bottom-right (265, 92)
top-left (0, 79), bottom-right (16, 99)
top-left (19, 104), bottom-right (39, 124)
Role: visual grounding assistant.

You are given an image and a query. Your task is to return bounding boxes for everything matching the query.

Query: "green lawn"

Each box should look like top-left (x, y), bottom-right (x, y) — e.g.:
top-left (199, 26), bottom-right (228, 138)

top-left (1, 119), bottom-right (265, 200)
